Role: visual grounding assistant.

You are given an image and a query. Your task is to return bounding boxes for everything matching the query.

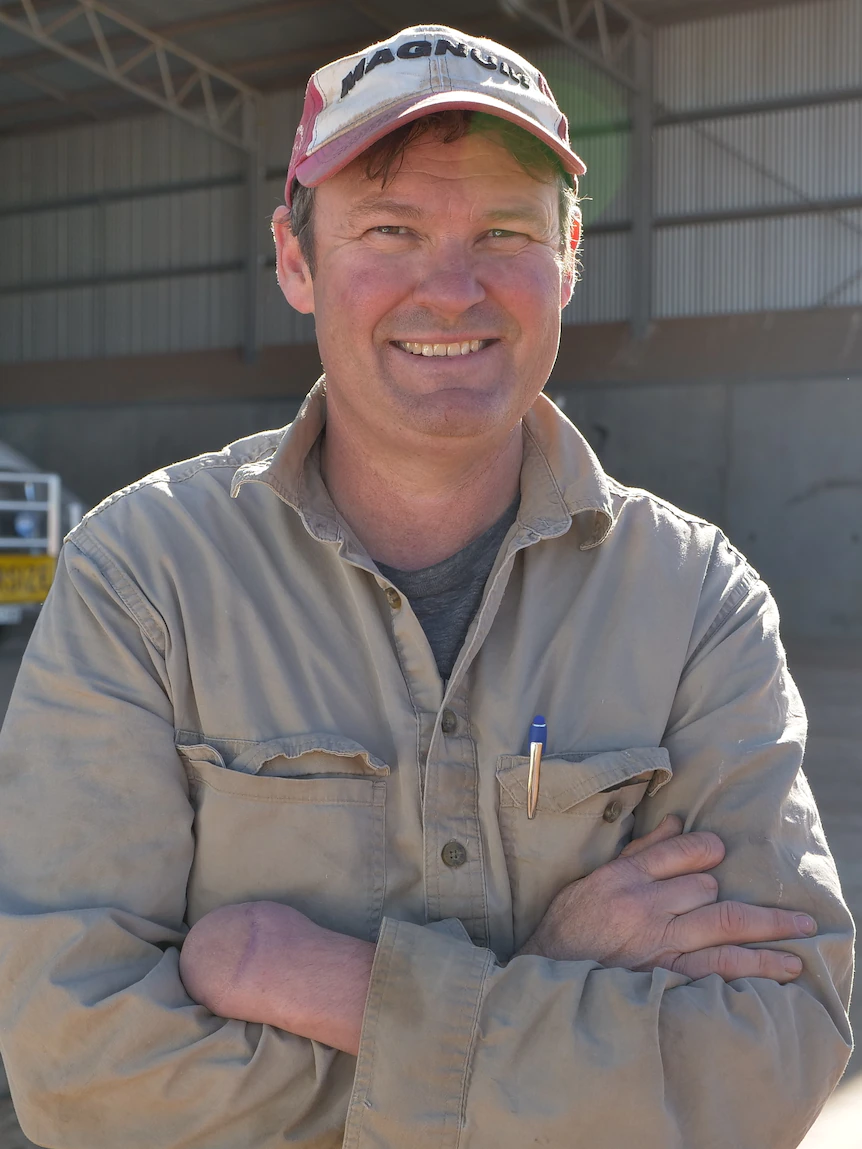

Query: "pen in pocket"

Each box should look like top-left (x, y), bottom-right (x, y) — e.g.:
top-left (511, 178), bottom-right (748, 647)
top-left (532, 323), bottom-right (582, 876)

top-left (527, 715), bottom-right (546, 819)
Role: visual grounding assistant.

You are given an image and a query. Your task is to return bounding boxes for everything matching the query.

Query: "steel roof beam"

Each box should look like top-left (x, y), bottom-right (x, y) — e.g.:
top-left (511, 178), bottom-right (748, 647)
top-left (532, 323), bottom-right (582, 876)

top-left (0, 35), bottom-right (385, 130)
top-left (0, 0), bottom-right (260, 150)
top-left (0, 15), bottom-right (555, 129)
top-left (499, 0), bottom-right (647, 91)
top-left (0, 173), bottom-right (245, 217)
top-left (0, 0), bottom-right (324, 76)
top-left (0, 259), bottom-right (246, 296)
top-left (588, 193), bottom-right (862, 233)
top-left (626, 0), bottom-right (825, 25)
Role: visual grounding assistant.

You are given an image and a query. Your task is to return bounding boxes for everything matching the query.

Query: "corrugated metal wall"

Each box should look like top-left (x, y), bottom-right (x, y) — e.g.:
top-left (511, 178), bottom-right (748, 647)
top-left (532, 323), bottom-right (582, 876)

top-left (657, 0), bottom-right (862, 108)
top-left (0, 116), bottom-right (246, 359)
top-left (562, 0), bottom-right (862, 325)
top-left (651, 0), bottom-right (862, 317)
top-left (2, 0), bottom-right (861, 361)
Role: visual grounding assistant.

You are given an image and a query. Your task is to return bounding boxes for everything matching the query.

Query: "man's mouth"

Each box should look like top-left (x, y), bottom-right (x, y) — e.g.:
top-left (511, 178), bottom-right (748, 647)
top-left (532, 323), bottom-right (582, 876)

top-left (392, 339), bottom-right (494, 357)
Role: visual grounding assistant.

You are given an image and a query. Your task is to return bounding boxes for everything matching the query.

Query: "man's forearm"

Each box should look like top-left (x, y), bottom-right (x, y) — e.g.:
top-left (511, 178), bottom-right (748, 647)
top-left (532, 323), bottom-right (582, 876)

top-left (185, 813), bottom-right (812, 1057)
top-left (179, 901), bottom-right (375, 1055)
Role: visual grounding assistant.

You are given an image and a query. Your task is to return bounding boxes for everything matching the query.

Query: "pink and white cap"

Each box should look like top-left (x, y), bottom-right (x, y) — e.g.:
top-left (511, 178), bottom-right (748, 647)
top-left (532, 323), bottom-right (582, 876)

top-left (285, 24), bottom-right (586, 206)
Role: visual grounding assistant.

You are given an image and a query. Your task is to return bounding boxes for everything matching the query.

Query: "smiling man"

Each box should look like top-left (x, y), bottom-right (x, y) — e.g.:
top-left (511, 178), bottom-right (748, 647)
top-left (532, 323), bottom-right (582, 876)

top-left (0, 24), bottom-right (853, 1149)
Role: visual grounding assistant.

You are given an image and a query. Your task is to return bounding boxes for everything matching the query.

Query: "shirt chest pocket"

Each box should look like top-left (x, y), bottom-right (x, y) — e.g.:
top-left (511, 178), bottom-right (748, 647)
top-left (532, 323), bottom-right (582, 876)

top-left (177, 734), bottom-right (388, 942)
top-left (496, 747), bottom-right (672, 952)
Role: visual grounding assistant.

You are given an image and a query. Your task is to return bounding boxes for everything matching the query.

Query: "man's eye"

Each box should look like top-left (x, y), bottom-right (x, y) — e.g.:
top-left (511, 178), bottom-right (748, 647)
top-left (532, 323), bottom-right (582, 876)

top-left (373, 225), bottom-right (409, 236)
top-left (487, 228), bottom-right (518, 239)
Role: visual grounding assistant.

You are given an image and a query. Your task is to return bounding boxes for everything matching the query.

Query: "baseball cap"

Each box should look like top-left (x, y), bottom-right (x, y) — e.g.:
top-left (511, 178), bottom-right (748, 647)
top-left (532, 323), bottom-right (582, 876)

top-left (285, 24), bottom-right (586, 207)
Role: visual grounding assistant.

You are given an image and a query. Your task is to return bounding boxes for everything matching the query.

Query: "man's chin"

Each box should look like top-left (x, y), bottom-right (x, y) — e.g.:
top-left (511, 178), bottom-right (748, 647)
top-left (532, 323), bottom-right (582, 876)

top-left (387, 385), bottom-right (517, 439)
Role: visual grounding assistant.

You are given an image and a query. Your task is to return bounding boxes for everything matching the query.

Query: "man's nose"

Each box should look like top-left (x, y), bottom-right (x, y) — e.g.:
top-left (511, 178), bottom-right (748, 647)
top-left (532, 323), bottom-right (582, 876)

top-left (411, 243), bottom-right (486, 317)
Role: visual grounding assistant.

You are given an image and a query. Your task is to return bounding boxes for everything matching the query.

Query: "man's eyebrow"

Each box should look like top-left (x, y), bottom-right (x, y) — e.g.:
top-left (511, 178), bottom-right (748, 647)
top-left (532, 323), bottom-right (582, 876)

top-left (485, 206), bottom-right (555, 232)
top-left (344, 199), bottom-right (553, 230)
top-left (345, 198), bottom-right (424, 222)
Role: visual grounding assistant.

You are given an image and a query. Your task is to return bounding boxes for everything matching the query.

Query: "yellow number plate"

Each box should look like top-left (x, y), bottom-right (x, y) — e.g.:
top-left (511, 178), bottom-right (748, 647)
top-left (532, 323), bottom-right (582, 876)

top-left (0, 554), bottom-right (56, 605)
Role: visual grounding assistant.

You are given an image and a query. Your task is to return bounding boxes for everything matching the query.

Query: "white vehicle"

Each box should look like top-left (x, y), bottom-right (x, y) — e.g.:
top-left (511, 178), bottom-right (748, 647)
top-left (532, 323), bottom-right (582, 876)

top-left (0, 443), bottom-right (85, 629)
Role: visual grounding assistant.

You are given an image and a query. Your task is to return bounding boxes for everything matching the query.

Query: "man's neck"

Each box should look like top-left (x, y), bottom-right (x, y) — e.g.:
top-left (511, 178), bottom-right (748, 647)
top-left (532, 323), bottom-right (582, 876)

top-left (320, 418), bottom-right (523, 571)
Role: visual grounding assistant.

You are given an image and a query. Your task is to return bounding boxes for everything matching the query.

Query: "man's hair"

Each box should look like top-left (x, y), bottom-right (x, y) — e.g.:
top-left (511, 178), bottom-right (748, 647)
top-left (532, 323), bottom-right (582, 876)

top-left (287, 110), bottom-right (580, 281)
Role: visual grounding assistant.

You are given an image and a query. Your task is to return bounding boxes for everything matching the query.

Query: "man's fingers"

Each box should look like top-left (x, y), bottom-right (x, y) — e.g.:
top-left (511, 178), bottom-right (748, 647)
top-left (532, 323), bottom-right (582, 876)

top-left (670, 945), bottom-right (804, 985)
top-left (619, 814), bottom-right (683, 858)
top-left (622, 828), bottom-right (725, 880)
top-left (671, 901), bottom-right (817, 950)
top-left (658, 871), bottom-right (719, 915)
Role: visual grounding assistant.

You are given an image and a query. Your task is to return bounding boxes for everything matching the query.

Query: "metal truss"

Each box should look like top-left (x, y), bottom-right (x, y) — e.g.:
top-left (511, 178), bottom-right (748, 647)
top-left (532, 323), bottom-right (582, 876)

top-left (500, 0), bottom-right (647, 92)
top-left (0, 0), bottom-right (260, 151)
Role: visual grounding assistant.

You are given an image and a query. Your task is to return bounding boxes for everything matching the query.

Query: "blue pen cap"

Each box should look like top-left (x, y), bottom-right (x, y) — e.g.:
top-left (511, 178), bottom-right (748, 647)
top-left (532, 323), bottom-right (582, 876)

top-left (529, 715), bottom-right (547, 749)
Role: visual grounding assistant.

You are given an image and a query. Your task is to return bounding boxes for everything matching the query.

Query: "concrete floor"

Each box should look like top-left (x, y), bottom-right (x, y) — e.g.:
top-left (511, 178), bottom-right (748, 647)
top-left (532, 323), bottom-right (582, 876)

top-left (0, 622), bottom-right (858, 1148)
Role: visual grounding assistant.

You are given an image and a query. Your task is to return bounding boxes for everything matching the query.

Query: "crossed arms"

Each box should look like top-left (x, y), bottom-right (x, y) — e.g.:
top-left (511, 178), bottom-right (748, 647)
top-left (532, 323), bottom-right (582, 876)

top-left (179, 814), bottom-right (818, 1056)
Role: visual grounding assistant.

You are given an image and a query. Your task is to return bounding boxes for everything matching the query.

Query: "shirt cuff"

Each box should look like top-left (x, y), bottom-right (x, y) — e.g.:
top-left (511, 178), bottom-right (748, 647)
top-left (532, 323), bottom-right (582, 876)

top-left (343, 917), bottom-right (494, 1149)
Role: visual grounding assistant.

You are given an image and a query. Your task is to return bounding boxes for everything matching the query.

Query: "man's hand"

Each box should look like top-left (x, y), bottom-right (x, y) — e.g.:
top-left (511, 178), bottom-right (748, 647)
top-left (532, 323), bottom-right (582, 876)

top-left (179, 902), bottom-right (375, 1055)
top-left (517, 815), bottom-right (816, 983)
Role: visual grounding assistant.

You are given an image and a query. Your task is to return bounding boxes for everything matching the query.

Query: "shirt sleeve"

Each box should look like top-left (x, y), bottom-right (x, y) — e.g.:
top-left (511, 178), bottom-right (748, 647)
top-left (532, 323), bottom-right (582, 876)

top-left (343, 569), bottom-right (854, 1149)
top-left (0, 537), bottom-right (355, 1149)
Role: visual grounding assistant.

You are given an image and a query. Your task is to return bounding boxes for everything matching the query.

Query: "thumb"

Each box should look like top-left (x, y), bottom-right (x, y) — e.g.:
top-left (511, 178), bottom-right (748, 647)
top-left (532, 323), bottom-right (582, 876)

top-left (618, 813), bottom-right (683, 859)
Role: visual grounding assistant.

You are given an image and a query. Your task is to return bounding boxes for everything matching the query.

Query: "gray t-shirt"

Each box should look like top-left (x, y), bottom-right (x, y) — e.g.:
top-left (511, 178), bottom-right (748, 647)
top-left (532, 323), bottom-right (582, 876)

top-left (376, 496), bottom-right (520, 680)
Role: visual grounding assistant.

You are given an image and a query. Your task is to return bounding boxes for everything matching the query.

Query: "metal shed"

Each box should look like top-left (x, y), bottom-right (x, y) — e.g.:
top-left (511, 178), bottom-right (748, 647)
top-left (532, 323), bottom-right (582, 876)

top-left (0, 0), bottom-right (860, 635)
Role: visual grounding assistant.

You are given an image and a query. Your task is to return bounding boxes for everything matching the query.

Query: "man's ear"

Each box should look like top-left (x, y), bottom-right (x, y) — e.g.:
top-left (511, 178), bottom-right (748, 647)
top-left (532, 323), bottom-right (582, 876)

top-left (560, 208), bottom-right (582, 309)
top-left (272, 205), bottom-right (315, 315)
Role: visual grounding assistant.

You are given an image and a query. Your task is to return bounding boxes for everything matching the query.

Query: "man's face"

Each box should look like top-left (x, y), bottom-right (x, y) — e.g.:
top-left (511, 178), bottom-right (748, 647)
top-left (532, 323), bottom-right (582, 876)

top-left (277, 130), bottom-right (577, 448)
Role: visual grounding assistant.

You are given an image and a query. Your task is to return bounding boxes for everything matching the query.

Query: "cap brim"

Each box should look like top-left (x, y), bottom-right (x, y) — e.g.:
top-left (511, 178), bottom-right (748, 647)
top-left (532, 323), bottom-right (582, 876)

top-left (293, 89), bottom-right (586, 193)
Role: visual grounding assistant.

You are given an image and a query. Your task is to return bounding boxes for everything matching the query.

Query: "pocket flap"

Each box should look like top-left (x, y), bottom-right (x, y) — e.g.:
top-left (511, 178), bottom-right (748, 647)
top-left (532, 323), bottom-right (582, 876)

top-left (175, 733), bottom-right (389, 777)
top-left (496, 746), bottom-right (671, 813)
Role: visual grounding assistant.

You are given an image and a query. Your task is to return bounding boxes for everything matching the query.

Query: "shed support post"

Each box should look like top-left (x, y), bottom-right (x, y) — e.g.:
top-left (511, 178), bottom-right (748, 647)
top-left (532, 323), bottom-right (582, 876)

top-left (630, 25), bottom-right (654, 341)
top-left (242, 98), bottom-right (262, 365)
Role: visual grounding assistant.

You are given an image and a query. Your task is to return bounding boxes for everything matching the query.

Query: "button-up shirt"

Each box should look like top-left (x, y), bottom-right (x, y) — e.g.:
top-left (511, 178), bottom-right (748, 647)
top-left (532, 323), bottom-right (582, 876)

top-left (0, 382), bottom-right (852, 1149)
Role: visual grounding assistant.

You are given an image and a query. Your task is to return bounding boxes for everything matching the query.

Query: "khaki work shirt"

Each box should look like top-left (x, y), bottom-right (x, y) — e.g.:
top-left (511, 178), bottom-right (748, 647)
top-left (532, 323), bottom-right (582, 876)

top-left (0, 383), bottom-right (852, 1149)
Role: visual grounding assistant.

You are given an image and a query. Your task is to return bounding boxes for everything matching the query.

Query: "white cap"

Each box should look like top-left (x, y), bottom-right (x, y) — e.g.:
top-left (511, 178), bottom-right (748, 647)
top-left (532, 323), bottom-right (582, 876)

top-left (285, 24), bottom-right (586, 205)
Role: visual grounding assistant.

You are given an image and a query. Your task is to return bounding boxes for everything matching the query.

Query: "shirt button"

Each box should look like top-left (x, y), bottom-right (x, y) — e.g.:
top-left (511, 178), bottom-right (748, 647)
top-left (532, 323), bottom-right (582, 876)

top-left (440, 709), bottom-right (457, 734)
top-left (441, 840), bottom-right (468, 868)
top-left (385, 587), bottom-right (402, 610)
top-left (603, 799), bottom-right (623, 823)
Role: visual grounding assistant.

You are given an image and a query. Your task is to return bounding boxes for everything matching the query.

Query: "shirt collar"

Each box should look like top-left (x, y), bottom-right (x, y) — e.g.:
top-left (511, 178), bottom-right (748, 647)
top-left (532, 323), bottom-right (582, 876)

top-left (231, 377), bottom-right (340, 544)
top-left (232, 377), bottom-right (616, 553)
top-left (518, 393), bottom-right (615, 550)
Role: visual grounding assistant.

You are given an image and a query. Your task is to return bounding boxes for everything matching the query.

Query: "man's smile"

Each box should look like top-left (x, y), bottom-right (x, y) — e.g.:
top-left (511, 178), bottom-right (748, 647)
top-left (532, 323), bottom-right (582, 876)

top-left (391, 338), bottom-right (496, 357)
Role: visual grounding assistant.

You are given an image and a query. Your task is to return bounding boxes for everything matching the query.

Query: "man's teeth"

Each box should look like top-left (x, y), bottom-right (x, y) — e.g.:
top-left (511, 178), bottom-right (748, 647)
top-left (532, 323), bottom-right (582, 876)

top-left (398, 340), bottom-right (486, 356)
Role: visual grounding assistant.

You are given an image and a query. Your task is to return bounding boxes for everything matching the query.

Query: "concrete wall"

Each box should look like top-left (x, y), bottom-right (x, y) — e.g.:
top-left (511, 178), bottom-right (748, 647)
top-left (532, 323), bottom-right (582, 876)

top-left (2, 377), bottom-right (860, 638)
top-left (557, 376), bottom-right (862, 638)
top-left (0, 397), bottom-right (303, 510)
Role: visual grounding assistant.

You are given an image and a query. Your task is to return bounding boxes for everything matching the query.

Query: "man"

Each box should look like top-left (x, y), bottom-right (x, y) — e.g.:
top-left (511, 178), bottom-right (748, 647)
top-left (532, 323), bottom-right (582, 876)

top-left (0, 24), bottom-right (852, 1149)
